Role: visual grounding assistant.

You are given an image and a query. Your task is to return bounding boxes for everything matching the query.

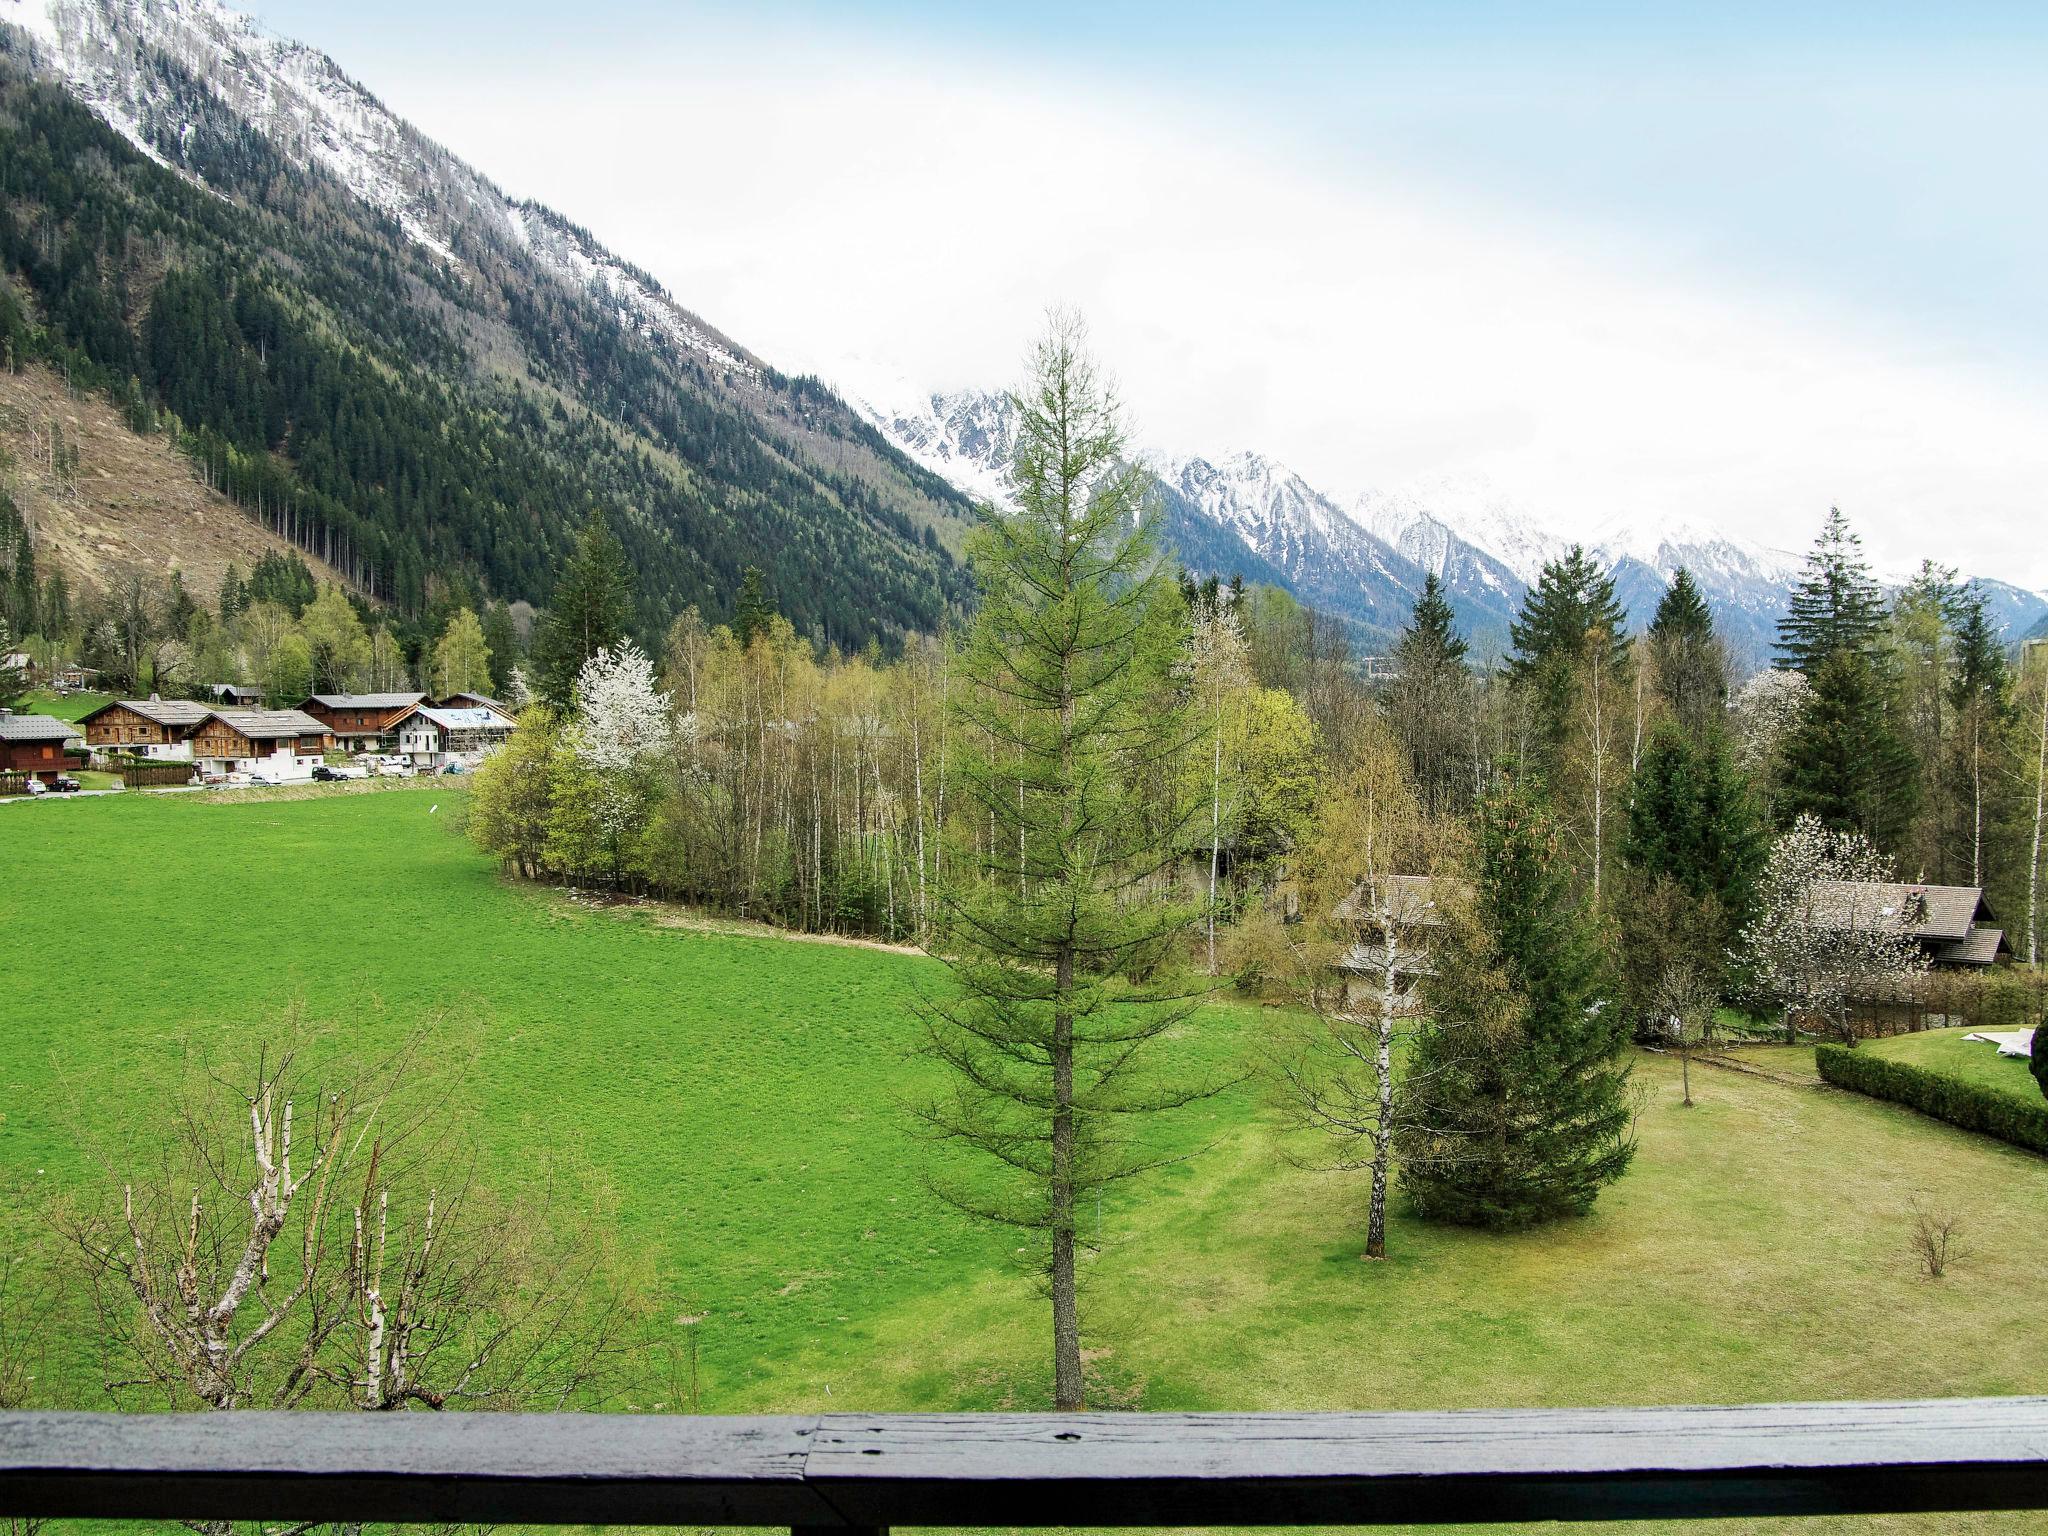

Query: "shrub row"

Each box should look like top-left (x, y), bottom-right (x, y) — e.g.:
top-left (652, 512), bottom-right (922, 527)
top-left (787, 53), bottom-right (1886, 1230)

top-left (1816, 1042), bottom-right (2048, 1155)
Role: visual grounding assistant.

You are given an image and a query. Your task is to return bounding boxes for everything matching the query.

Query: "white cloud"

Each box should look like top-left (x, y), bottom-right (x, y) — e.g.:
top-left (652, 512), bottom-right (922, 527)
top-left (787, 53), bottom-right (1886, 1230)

top-left (368, 32), bottom-right (2048, 585)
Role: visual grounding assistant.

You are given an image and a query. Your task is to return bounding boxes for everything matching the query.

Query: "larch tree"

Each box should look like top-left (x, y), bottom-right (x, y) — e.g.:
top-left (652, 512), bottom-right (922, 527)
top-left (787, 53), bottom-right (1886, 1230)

top-left (917, 314), bottom-right (1217, 1412)
top-left (1396, 781), bottom-right (1635, 1229)
top-left (298, 583), bottom-right (371, 693)
top-left (432, 607), bottom-right (494, 698)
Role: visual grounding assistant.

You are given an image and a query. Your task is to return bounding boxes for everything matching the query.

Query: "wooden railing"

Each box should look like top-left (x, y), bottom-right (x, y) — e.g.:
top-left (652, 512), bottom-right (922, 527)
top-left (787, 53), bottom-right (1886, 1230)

top-left (3, 1399), bottom-right (2047, 1527)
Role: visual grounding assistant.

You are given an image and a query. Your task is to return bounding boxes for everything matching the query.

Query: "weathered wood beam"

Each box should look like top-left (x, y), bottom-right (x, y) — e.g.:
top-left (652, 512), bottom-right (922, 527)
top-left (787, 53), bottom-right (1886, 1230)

top-left (0, 1398), bottom-right (2043, 1527)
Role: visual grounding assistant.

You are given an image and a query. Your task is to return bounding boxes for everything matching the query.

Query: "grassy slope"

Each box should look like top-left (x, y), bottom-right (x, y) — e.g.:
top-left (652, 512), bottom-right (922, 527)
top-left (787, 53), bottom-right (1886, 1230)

top-left (1868, 1025), bottom-right (2043, 1102)
top-left (6, 789), bottom-right (2048, 1535)
top-left (14, 690), bottom-right (110, 723)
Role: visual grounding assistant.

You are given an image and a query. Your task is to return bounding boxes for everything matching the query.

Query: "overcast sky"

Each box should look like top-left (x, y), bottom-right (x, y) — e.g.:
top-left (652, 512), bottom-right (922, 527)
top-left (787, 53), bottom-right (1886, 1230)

top-left (251, 1), bottom-right (2048, 584)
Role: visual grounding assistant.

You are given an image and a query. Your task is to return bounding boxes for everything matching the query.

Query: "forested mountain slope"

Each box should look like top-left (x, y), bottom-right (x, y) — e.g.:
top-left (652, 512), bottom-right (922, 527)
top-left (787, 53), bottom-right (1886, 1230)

top-left (0, 2), bottom-right (974, 646)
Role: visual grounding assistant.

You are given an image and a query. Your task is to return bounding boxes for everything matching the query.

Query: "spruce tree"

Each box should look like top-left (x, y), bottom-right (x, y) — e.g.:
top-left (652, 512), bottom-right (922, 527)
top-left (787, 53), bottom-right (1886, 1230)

top-left (530, 509), bottom-right (634, 709)
top-left (1623, 721), bottom-right (1764, 907)
top-left (1775, 508), bottom-right (1885, 674)
top-left (1507, 545), bottom-right (1627, 762)
top-left (1648, 566), bottom-right (1727, 739)
top-left (1779, 647), bottom-right (1919, 848)
top-left (1397, 782), bottom-right (1635, 1228)
top-left (731, 565), bottom-right (774, 648)
top-left (1388, 572), bottom-right (1472, 814)
top-left (918, 315), bottom-right (1215, 1410)
top-left (1948, 585), bottom-right (2013, 885)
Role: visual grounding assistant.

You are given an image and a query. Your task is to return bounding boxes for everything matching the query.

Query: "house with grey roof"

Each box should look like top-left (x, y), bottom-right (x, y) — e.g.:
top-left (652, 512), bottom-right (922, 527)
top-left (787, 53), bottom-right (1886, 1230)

top-left (78, 697), bottom-right (215, 761)
top-left (1808, 881), bottom-right (2012, 969)
top-left (298, 693), bottom-right (426, 752)
top-left (392, 702), bottom-right (517, 770)
top-left (0, 709), bottom-right (83, 786)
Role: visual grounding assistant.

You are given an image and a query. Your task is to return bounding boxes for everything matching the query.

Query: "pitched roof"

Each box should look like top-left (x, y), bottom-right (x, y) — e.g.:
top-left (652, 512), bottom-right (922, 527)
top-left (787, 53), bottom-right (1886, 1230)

top-left (0, 712), bottom-right (79, 743)
top-left (1332, 875), bottom-right (1458, 927)
top-left (1930, 926), bottom-right (2010, 966)
top-left (1806, 882), bottom-right (1991, 942)
top-left (208, 708), bottom-right (331, 740)
top-left (81, 697), bottom-right (213, 729)
top-left (437, 691), bottom-right (509, 713)
top-left (305, 693), bottom-right (425, 710)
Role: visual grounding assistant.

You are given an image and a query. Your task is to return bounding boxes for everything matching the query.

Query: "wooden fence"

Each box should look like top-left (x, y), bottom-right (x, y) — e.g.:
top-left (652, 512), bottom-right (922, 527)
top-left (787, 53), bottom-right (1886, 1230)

top-left (117, 761), bottom-right (196, 788)
top-left (2, 1400), bottom-right (2047, 1527)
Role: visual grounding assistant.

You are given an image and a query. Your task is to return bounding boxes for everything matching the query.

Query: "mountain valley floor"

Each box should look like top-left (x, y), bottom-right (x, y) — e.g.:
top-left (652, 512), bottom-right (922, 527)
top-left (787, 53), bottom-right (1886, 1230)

top-left (3, 786), bottom-right (2046, 1535)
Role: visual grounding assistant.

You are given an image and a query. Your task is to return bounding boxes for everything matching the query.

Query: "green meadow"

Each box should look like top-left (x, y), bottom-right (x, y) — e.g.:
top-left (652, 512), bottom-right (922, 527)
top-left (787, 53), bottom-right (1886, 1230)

top-left (5, 785), bottom-right (2048, 1535)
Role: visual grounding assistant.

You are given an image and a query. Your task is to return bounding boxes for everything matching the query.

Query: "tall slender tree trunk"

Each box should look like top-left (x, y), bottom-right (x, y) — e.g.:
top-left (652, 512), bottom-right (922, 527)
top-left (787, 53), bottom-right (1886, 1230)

top-left (1367, 937), bottom-right (1395, 1261)
top-left (1050, 945), bottom-right (1081, 1410)
top-left (1207, 712), bottom-right (1223, 974)
top-left (2030, 677), bottom-right (2047, 968)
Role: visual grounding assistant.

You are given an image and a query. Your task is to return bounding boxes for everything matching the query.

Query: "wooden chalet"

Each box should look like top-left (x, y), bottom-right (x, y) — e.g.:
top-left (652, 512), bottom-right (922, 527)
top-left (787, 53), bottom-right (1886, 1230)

top-left (206, 683), bottom-right (262, 707)
top-left (1809, 881), bottom-right (2012, 969)
top-left (78, 697), bottom-right (214, 759)
top-left (188, 708), bottom-right (335, 778)
top-left (436, 690), bottom-right (512, 714)
top-left (0, 709), bottom-right (82, 785)
top-left (298, 693), bottom-right (425, 752)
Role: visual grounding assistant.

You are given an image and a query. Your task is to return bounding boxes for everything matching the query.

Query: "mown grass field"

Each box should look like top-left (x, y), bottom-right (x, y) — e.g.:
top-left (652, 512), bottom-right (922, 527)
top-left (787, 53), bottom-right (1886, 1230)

top-left (6, 787), bottom-right (2048, 1535)
top-left (1868, 1025), bottom-right (2043, 1102)
top-left (14, 689), bottom-right (110, 723)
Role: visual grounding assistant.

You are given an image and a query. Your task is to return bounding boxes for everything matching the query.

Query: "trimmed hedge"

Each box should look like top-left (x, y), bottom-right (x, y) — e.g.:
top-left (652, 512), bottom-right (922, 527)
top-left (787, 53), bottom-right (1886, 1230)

top-left (1816, 1042), bottom-right (2048, 1154)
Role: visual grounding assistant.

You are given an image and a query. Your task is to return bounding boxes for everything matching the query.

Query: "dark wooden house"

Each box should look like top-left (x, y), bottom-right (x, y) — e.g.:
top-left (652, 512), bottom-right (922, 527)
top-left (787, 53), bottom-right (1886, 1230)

top-left (299, 693), bottom-right (425, 752)
top-left (77, 697), bottom-right (213, 758)
top-left (0, 710), bottom-right (82, 785)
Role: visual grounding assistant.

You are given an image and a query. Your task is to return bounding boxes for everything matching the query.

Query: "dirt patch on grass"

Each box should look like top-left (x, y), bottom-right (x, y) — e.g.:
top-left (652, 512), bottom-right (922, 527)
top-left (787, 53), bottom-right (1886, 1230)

top-left (556, 887), bottom-right (924, 958)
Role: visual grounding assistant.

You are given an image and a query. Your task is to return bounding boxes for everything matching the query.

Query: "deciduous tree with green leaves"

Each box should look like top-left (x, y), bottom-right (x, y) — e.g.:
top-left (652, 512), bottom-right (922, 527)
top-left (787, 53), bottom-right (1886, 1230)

top-left (916, 315), bottom-right (1218, 1411)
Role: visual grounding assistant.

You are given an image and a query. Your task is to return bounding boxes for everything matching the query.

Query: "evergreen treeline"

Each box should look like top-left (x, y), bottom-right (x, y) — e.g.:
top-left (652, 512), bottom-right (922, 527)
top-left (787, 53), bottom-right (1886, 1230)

top-left (0, 39), bottom-right (970, 649)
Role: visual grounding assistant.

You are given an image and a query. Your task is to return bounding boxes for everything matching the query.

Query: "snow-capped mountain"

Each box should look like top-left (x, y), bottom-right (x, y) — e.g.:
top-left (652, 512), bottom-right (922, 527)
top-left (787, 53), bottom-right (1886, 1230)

top-left (856, 389), bottom-right (2048, 664)
top-left (1, 0), bottom-right (973, 645)
top-left (4, 0), bottom-right (759, 378)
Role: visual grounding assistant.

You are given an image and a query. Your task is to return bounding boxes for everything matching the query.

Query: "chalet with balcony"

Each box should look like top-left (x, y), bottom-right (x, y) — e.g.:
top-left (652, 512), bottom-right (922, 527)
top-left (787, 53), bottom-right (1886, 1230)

top-left (299, 693), bottom-right (425, 752)
top-left (0, 709), bottom-right (82, 785)
top-left (78, 697), bottom-right (213, 760)
top-left (188, 708), bottom-right (335, 780)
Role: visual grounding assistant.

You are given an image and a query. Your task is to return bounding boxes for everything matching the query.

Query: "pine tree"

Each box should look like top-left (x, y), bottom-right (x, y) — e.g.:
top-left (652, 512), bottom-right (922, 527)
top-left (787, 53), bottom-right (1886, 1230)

top-left (731, 566), bottom-right (774, 648)
top-left (529, 510), bottom-right (634, 709)
top-left (1397, 782), bottom-right (1635, 1228)
top-left (481, 599), bottom-right (521, 698)
top-left (1775, 508), bottom-right (1885, 674)
top-left (1387, 572), bottom-right (1474, 814)
top-left (1507, 545), bottom-right (1627, 764)
top-left (918, 315), bottom-right (1215, 1411)
top-left (1648, 566), bottom-right (1727, 740)
top-left (1779, 647), bottom-right (1919, 849)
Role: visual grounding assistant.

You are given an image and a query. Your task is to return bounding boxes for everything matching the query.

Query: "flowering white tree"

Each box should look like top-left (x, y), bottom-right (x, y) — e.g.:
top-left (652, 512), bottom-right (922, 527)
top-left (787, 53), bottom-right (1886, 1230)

top-left (1736, 813), bottom-right (1927, 1044)
top-left (1730, 668), bottom-right (1813, 778)
top-left (573, 641), bottom-right (675, 770)
top-left (561, 642), bottom-right (686, 886)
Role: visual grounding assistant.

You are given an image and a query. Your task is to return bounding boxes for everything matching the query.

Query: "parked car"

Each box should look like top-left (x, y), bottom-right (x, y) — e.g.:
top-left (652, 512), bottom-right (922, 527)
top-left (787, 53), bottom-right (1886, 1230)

top-left (312, 765), bottom-right (343, 782)
top-left (440, 761), bottom-right (465, 775)
top-left (51, 775), bottom-right (81, 793)
top-left (23, 777), bottom-right (48, 796)
top-left (377, 758), bottom-right (413, 778)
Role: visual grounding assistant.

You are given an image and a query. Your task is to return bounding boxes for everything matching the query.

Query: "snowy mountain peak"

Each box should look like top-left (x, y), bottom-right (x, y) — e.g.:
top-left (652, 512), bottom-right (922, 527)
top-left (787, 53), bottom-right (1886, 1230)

top-left (1167, 450), bottom-right (1351, 545)
top-left (3, 0), bottom-right (759, 378)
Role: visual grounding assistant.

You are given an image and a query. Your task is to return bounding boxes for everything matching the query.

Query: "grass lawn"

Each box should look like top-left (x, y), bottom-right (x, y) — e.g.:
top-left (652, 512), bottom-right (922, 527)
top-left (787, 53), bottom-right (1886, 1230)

top-left (6, 789), bottom-right (2048, 1534)
top-left (1867, 1026), bottom-right (2043, 1103)
top-left (14, 689), bottom-right (110, 723)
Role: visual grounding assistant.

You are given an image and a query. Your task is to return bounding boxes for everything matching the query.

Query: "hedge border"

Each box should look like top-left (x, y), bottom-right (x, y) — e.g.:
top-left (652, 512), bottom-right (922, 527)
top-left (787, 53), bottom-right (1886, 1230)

top-left (1815, 1041), bottom-right (2048, 1154)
